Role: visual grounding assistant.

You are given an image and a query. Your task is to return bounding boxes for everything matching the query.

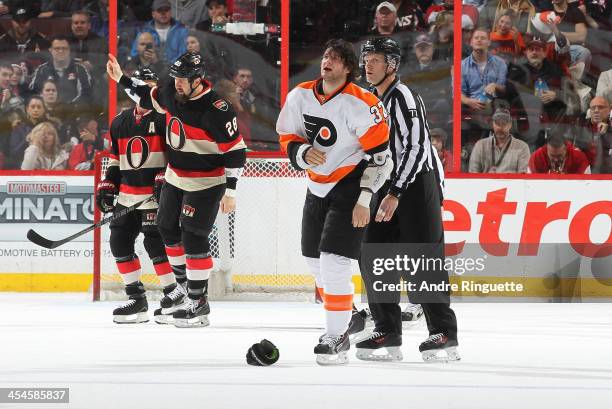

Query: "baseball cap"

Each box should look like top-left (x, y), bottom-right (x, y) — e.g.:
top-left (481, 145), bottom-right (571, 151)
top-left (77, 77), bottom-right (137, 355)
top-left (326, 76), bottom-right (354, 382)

top-left (152, 0), bottom-right (171, 10)
top-left (492, 107), bottom-right (512, 123)
top-left (430, 128), bottom-right (448, 141)
top-left (415, 33), bottom-right (433, 47)
top-left (11, 7), bottom-right (32, 22)
top-left (524, 33), bottom-right (547, 48)
top-left (376, 2), bottom-right (397, 13)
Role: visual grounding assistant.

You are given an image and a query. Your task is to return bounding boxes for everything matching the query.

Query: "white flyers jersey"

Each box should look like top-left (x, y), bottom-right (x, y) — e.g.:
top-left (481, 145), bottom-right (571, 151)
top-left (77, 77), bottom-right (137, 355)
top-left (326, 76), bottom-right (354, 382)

top-left (277, 79), bottom-right (389, 197)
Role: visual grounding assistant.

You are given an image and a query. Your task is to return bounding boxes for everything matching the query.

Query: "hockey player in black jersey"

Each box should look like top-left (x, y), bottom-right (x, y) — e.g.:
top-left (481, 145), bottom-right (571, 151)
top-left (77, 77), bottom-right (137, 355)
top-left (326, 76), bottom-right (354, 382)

top-left (97, 68), bottom-right (187, 324)
top-left (355, 37), bottom-right (459, 362)
top-left (107, 52), bottom-right (247, 328)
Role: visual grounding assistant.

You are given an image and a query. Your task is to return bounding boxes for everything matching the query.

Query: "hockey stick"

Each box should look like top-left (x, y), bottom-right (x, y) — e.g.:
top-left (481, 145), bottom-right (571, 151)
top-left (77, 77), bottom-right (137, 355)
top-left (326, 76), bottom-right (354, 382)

top-left (27, 195), bottom-right (156, 249)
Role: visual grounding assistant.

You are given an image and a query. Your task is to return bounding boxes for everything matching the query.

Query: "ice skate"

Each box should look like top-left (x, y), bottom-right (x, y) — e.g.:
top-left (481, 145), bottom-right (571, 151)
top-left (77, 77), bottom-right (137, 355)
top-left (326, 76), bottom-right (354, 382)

top-left (355, 331), bottom-right (403, 362)
top-left (173, 296), bottom-right (210, 328)
top-left (154, 283), bottom-right (187, 324)
top-left (113, 296), bottom-right (148, 324)
top-left (314, 332), bottom-right (350, 366)
top-left (419, 333), bottom-right (460, 363)
top-left (402, 303), bottom-right (423, 328)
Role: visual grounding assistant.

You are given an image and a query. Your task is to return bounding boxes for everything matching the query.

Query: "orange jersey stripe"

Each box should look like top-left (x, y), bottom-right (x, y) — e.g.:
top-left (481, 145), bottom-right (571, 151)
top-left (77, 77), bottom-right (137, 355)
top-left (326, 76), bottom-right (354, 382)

top-left (342, 83), bottom-right (381, 108)
top-left (323, 293), bottom-right (353, 311)
top-left (359, 120), bottom-right (389, 152)
top-left (279, 133), bottom-right (307, 152)
top-left (307, 164), bottom-right (356, 184)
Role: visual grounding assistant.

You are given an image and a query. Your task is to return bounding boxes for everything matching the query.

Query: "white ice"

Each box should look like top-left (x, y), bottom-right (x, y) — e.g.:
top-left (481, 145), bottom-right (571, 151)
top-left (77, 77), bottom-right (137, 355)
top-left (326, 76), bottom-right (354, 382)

top-left (1, 294), bottom-right (612, 409)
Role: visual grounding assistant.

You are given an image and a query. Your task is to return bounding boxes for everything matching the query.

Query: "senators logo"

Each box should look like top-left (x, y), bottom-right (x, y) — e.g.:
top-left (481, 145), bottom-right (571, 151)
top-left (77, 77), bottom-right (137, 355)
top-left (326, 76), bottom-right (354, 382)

top-left (182, 204), bottom-right (195, 217)
top-left (167, 117), bottom-right (186, 150)
top-left (303, 114), bottom-right (337, 147)
top-left (213, 99), bottom-right (229, 111)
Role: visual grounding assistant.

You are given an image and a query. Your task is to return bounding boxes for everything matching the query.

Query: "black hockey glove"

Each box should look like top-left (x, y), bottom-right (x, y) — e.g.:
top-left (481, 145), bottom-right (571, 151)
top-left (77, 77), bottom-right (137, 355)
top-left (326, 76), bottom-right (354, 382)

top-left (95, 180), bottom-right (117, 213)
top-left (153, 171), bottom-right (165, 203)
top-left (246, 339), bottom-right (279, 366)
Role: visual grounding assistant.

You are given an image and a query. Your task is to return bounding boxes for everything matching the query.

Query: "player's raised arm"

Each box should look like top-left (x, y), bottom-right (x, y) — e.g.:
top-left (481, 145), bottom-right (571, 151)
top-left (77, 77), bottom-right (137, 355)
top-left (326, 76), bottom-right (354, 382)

top-left (107, 53), bottom-right (161, 112)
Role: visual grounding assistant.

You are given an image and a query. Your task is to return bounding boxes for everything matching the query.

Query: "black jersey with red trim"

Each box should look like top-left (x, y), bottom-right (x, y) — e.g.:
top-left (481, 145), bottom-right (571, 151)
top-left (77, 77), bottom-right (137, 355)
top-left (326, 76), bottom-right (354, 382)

top-left (118, 75), bottom-right (247, 192)
top-left (105, 108), bottom-right (168, 209)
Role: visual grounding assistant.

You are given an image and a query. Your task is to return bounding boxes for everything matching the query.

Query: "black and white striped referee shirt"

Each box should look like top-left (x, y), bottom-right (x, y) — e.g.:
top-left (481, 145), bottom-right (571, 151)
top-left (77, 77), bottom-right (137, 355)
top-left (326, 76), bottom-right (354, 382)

top-left (375, 77), bottom-right (445, 203)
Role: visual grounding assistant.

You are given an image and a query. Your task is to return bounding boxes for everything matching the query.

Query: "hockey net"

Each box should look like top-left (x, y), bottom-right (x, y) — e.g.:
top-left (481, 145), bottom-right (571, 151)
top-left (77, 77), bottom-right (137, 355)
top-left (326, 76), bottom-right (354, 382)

top-left (93, 152), bottom-right (314, 301)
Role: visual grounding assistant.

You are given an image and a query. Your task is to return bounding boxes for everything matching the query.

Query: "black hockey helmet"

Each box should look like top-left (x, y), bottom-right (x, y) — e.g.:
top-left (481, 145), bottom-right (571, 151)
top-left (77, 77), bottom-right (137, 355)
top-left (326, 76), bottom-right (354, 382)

top-left (359, 37), bottom-right (401, 72)
top-left (133, 67), bottom-right (159, 82)
top-left (169, 51), bottom-right (205, 80)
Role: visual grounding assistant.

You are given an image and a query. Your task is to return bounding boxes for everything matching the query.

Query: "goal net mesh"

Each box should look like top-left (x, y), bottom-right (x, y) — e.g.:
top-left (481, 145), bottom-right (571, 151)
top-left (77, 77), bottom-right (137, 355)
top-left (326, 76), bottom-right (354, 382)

top-left (94, 154), bottom-right (314, 300)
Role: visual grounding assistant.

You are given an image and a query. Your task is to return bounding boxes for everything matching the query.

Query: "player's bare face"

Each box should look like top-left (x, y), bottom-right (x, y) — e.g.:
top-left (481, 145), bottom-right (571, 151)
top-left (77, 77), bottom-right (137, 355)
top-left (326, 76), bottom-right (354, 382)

top-left (320, 49), bottom-right (349, 84)
top-left (175, 77), bottom-right (191, 95)
top-left (363, 53), bottom-right (387, 85)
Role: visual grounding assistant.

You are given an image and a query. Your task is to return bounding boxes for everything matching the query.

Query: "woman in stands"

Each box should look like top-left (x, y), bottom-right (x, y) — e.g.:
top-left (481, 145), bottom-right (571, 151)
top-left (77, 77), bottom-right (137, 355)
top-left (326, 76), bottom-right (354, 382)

top-left (20, 121), bottom-right (68, 170)
top-left (7, 96), bottom-right (53, 169)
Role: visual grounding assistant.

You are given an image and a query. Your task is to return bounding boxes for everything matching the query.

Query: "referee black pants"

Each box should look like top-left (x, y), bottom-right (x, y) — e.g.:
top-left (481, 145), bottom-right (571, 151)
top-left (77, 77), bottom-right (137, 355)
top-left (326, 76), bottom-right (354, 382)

top-left (361, 171), bottom-right (458, 340)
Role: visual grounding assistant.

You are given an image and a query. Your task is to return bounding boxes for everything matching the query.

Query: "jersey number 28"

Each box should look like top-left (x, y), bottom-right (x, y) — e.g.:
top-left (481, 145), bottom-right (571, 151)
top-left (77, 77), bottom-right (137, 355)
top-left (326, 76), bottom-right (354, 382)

top-left (225, 117), bottom-right (238, 136)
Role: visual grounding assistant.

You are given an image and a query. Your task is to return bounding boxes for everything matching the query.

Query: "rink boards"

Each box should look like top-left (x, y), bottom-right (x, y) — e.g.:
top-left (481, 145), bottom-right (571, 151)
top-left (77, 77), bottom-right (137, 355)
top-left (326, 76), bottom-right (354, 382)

top-left (0, 173), bottom-right (610, 299)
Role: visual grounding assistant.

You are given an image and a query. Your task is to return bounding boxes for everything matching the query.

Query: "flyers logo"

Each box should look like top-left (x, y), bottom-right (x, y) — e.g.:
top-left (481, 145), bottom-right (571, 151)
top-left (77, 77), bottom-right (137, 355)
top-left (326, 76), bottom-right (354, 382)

top-left (303, 114), bottom-right (337, 147)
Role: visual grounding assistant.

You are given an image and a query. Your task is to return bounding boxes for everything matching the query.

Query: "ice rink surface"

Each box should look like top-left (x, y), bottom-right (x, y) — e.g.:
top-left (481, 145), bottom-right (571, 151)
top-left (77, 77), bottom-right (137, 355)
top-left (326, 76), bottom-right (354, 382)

top-left (1, 294), bottom-right (612, 409)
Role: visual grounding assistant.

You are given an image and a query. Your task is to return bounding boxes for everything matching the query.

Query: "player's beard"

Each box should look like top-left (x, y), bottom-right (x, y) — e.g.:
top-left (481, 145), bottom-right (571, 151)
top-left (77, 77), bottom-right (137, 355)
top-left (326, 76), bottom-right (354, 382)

top-left (175, 91), bottom-right (189, 104)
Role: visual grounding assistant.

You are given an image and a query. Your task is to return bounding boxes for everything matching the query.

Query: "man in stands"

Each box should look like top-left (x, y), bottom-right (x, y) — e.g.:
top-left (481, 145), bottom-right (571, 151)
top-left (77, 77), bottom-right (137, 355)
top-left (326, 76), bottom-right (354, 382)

top-left (529, 124), bottom-right (591, 173)
top-left (0, 6), bottom-right (50, 66)
top-left (68, 10), bottom-right (106, 76)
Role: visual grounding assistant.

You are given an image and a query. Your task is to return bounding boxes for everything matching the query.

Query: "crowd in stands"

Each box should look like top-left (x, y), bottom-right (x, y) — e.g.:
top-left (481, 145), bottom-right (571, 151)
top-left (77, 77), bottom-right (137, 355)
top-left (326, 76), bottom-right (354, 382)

top-left (1, 0), bottom-right (609, 175)
top-left (461, 0), bottom-right (611, 174)
top-left (0, 0), bottom-right (281, 170)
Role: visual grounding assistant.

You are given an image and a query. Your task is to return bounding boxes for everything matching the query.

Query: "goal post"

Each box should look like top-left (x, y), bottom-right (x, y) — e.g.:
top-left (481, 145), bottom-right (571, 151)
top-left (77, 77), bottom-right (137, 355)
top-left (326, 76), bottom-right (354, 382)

top-left (92, 152), bottom-right (315, 301)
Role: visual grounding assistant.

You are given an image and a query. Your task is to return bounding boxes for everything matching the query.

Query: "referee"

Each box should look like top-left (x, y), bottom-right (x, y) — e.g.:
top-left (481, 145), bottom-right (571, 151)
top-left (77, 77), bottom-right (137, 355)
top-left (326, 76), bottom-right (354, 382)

top-left (355, 37), bottom-right (459, 363)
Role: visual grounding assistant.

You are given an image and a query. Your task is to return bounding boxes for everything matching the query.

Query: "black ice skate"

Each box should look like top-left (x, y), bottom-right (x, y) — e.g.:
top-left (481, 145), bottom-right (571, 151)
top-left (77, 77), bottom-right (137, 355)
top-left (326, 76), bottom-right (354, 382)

top-left (402, 303), bottom-right (423, 328)
top-left (154, 283), bottom-right (188, 324)
top-left (355, 331), bottom-right (403, 362)
top-left (419, 333), bottom-right (460, 363)
top-left (314, 332), bottom-right (350, 366)
top-left (172, 296), bottom-right (210, 328)
top-left (113, 297), bottom-right (148, 324)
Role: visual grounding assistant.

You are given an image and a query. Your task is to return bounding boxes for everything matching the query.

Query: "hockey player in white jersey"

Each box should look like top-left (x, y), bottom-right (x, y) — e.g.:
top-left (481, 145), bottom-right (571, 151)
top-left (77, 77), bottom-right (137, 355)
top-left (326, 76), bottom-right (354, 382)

top-left (276, 39), bottom-right (393, 365)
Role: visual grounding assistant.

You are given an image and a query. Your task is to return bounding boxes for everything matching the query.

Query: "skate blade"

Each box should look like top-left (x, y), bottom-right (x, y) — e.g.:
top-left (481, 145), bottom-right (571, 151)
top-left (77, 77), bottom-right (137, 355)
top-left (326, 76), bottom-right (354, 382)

top-left (356, 347), bottom-right (403, 362)
top-left (154, 314), bottom-right (174, 325)
top-left (315, 351), bottom-right (349, 366)
top-left (173, 315), bottom-right (210, 328)
top-left (422, 346), bottom-right (461, 363)
top-left (113, 312), bottom-right (149, 324)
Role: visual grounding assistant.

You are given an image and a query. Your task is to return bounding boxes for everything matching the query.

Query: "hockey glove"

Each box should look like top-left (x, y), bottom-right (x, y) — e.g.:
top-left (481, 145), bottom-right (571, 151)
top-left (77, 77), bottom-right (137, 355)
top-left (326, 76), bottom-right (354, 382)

top-left (246, 339), bottom-right (279, 366)
top-left (95, 180), bottom-right (117, 213)
top-left (153, 171), bottom-right (165, 203)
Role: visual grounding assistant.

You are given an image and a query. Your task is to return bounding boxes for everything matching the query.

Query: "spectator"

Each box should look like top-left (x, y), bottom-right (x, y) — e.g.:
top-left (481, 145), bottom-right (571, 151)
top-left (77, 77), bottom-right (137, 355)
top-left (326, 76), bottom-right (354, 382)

top-left (7, 95), bottom-right (49, 169)
top-left (504, 34), bottom-right (568, 146)
top-left (29, 35), bottom-right (93, 109)
top-left (0, 6), bottom-right (50, 65)
top-left (596, 68), bottom-right (612, 97)
top-left (38, 0), bottom-right (85, 18)
top-left (430, 127), bottom-right (453, 172)
top-left (404, 33), bottom-right (452, 127)
top-left (0, 64), bottom-right (14, 111)
top-left (186, 33), bottom-right (201, 53)
top-left (425, 0), bottom-right (453, 25)
top-left (575, 96), bottom-right (611, 172)
top-left (430, 10), bottom-right (454, 62)
top-left (469, 107), bottom-right (531, 173)
top-left (68, 115), bottom-right (103, 170)
top-left (68, 10), bottom-right (106, 76)
top-left (21, 121), bottom-right (68, 170)
top-left (130, 0), bottom-right (188, 63)
top-left (127, 32), bottom-right (167, 77)
top-left (490, 10), bottom-right (526, 64)
top-left (528, 124), bottom-right (591, 173)
top-left (369, 2), bottom-right (401, 35)
top-left (479, 0), bottom-right (536, 34)
top-left (528, 13), bottom-right (571, 72)
top-left (124, 0), bottom-right (155, 22)
top-left (172, 0), bottom-right (209, 29)
top-left (0, 2), bottom-right (9, 17)
top-left (546, 0), bottom-right (591, 68)
top-left (461, 28), bottom-right (508, 116)
top-left (196, 0), bottom-right (230, 31)
top-left (9, 63), bottom-right (28, 97)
